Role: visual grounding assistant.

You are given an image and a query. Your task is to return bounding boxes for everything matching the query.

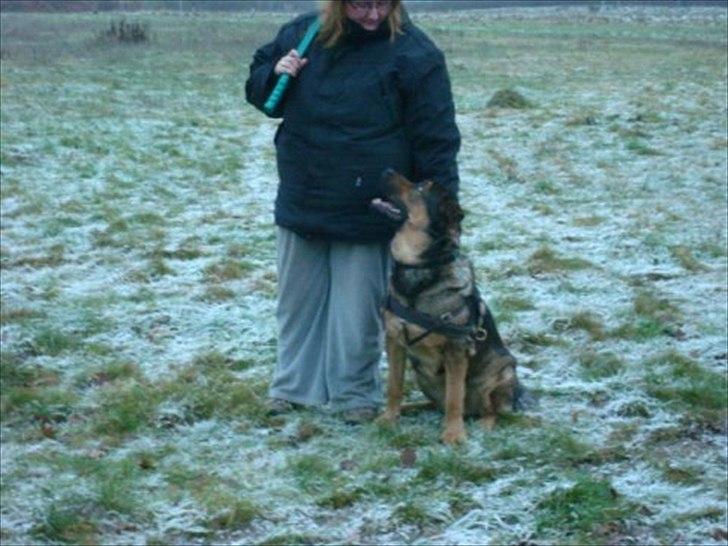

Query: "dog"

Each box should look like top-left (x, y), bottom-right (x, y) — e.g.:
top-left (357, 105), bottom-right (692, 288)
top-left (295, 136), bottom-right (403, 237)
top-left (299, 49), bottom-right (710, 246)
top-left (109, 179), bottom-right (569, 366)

top-left (371, 169), bottom-right (521, 444)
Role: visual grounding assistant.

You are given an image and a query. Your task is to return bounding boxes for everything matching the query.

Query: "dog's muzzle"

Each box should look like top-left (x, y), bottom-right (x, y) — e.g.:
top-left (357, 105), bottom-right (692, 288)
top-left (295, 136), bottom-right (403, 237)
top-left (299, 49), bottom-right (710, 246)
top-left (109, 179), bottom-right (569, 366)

top-left (370, 198), bottom-right (405, 222)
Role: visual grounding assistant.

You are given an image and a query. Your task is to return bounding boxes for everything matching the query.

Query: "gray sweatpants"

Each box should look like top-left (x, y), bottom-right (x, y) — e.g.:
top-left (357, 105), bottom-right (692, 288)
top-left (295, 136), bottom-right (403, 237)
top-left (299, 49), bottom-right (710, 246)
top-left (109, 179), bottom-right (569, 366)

top-left (269, 227), bottom-right (390, 411)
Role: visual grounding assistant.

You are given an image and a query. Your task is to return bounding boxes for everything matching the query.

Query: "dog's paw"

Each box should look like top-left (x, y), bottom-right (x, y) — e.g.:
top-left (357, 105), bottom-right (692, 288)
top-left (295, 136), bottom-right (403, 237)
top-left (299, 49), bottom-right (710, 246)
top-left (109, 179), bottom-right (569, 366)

top-left (376, 410), bottom-right (400, 427)
top-left (441, 425), bottom-right (467, 445)
top-left (478, 415), bottom-right (497, 431)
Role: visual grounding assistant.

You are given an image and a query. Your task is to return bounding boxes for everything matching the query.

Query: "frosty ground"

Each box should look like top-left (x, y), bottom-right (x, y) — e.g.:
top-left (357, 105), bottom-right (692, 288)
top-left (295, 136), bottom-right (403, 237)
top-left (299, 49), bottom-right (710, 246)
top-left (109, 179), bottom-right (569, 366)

top-left (1, 4), bottom-right (727, 545)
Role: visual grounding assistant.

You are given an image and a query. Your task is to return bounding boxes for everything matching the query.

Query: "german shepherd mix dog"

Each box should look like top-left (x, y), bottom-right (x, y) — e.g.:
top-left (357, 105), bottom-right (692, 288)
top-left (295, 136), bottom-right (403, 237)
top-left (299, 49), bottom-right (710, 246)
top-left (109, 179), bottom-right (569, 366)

top-left (371, 169), bottom-right (521, 444)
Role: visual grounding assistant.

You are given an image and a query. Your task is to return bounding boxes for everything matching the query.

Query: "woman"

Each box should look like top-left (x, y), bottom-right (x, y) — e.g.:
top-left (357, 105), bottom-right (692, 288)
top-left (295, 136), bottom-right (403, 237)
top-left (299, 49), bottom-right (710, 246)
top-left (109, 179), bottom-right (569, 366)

top-left (245, 0), bottom-right (460, 423)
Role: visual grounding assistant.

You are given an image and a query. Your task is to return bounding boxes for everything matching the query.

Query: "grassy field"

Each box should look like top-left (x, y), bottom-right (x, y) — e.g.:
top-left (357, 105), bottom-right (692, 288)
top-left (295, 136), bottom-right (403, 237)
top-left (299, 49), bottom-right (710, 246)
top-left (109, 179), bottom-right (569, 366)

top-left (1, 5), bottom-right (727, 545)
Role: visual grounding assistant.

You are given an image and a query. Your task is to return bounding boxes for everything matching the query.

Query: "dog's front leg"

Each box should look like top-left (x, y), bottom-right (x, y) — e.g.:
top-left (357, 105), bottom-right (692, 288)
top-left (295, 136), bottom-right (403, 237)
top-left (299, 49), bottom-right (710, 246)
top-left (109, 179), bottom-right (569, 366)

top-left (442, 347), bottom-right (468, 444)
top-left (379, 334), bottom-right (406, 425)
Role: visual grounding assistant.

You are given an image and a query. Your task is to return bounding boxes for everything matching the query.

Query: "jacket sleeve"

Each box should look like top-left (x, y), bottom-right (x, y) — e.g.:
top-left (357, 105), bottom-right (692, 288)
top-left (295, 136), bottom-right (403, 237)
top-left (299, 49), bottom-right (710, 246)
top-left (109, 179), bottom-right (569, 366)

top-left (245, 23), bottom-right (295, 118)
top-left (399, 50), bottom-right (461, 195)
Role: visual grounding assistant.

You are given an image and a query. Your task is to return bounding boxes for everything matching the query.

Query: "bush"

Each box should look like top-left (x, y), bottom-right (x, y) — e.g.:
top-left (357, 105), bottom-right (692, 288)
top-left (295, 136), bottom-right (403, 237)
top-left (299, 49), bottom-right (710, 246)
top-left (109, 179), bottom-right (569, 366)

top-left (486, 88), bottom-right (534, 109)
top-left (100, 19), bottom-right (149, 44)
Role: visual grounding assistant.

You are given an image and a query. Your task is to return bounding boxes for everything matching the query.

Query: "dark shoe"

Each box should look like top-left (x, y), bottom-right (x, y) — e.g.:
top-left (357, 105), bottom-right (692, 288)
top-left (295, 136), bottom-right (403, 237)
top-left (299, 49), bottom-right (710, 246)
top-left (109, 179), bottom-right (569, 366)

top-left (340, 407), bottom-right (378, 425)
top-left (265, 398), bottom-right (298, 416)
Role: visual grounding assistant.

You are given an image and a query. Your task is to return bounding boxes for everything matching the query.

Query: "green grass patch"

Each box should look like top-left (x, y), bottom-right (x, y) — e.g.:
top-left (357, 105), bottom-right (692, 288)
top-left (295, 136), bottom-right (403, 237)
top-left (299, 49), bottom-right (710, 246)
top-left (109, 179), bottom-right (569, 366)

top-left (226, 243), bottom-right (251, 258)
top-left (659, 463), bottom-right (702, 486)
top-left (156, 241), bottom-right (205, 261)
top-left (698, 240), bottom-right (727, 259)
top-left (527, 246), bottom-right (593, 275)
top-left (565, 112), bottom-right (599, 127)
top-left (147, 255), bottom-right (176, 278)
top-left (672, 505), bottom-right (726, 524)
top-left (1, 352), bottom-right (57, 389)
top-left (193, 351), bottom-right (254, 372)
top-left (670, 245), bottom-right (709, 272)
top-left (536, 475), bottom-right (634, 539)
top-left (160, 360), bottom-right (266, 424)
top-left (643, 350), bottom-right (727, 416)
top-left (286, 453), bottom-right (338, 494)
top-left (416, 450), bottom-right (497, 485)
top-left (357, 452), bottom-right (400, 475)
top-left (200, 285), bottom-right (236, 302)
top-left (203, 259), bottom-right (255, 282)
top-left (491, 295), bottom-right (535, 324)
top-left (164, 463), bottom-right (214, 491)
top-left (91, 380), bottom-right (159, 436)
top-left (0, 307), bottom-right (46, 325)
top-left (371, 423), bottom-right (439, 449)
top-left (610, 319), bottom-right (665, 340)
top-left (484, 426), bottom-right (594, 467)
top-left (33, 454), bottom-right (157, 523)
top-left (487, 149), bottom-right (521, 182)
top-left (33, 498), bottom-right (99, 545)
top-left (616, 400), bottom-right (652, 418)
top-left (533, 179), bottom-right (560, 195)
top-left (578, 350), bottom-right (624, 380)
top-left (492, 412), bottom-right (544, 429)
top-left (203, 491), bottom-right (259, 530)
top-left (130, 211), bottom-right (166, 226)
top-left (573, 215), bottom-right (606, 227)
top-left (393, 501), bottom-right (435, 526)
top-left (8, 244), bottom-right (65, 269)
top-left (447, 490), bottom-right (480, 518)
top-left (567, 311), bottom-right (607, 340)
top-left (625, 138), bottom-right (662, 156)
top-left (75, 361), bottom-right (142, 388)
top-left (0, 353), bottom-right (76, 423)
top-left (531, 202), bottom-right (554, 215)
top-left (92, 219), bottom-right (166, 251)
top-left (29, 327), bottom-right (82, 356)
top-left (611, 289), bottom-right (682, 340)
top-left (95, 458), bottom-right (143, 515)
top-left (1, 383), bottom-right (76, 424)
top-left (316, 487), bottom-right (365, 509)
top-left (258, 533), bottom-right (324, 546)
top-left (514, 329), bottom-right (565, 353)
top-left (76, 308), bottom-right (115, 337)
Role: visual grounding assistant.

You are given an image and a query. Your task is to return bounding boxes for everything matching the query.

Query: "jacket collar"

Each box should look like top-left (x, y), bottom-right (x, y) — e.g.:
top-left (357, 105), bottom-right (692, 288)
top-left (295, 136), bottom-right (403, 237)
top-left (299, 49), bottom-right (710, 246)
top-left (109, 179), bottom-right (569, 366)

top-left (343, 17), bottom-right (390, 43)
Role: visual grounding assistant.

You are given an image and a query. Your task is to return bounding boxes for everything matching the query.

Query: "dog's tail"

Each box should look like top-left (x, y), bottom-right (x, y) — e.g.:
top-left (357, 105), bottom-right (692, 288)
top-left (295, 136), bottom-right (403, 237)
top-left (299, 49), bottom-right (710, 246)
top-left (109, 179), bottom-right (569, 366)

top-left (513, 382), bottom-right (539, 412)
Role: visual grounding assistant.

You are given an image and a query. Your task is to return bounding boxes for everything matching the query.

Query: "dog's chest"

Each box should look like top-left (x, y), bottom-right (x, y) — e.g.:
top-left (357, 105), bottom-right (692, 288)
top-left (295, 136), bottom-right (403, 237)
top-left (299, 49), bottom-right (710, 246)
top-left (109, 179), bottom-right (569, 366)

top-left (391, 267), bottom-right (440, 301)
top-left (384, 313), bottom-right (451, 379)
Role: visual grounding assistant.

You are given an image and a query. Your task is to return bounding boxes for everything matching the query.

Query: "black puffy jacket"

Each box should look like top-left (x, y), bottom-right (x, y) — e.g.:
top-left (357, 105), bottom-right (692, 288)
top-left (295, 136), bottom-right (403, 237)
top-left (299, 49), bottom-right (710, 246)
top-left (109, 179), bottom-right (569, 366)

top-left (245, 11), bottom-right (460, 242)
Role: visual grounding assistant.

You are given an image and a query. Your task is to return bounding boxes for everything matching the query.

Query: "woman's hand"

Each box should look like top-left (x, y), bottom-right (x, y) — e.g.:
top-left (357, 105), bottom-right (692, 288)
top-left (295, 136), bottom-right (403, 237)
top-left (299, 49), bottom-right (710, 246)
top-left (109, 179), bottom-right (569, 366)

top-left (274, 49), bottom-right (308, 77)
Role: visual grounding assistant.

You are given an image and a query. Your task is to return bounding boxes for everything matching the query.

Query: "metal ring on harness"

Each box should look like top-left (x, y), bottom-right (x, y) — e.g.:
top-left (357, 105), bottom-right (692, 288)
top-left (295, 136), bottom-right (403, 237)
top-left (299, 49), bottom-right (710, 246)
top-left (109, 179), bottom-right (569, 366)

top-left (473, 327), bottom-right (488, 341)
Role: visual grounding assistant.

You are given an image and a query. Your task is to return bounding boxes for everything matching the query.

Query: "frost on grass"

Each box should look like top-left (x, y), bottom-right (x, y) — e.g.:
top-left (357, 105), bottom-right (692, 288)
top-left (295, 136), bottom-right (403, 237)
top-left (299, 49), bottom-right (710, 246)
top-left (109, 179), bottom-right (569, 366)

top-left (1, 5), bottom-right (727, 546)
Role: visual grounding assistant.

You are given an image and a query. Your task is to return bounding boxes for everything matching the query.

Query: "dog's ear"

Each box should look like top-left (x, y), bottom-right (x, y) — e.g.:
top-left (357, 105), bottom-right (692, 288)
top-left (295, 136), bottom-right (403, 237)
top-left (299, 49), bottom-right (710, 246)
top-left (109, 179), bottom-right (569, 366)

top-left (439, 190), bottom-right (464, 230)
top-left (427, 181), bottom-right (463, 240)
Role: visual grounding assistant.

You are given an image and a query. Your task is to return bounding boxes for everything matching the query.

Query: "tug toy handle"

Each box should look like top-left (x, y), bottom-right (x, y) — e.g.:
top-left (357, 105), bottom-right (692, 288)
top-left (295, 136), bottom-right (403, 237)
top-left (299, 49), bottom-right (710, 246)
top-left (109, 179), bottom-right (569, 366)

top-left (263, 18), bottom-right (321, 115)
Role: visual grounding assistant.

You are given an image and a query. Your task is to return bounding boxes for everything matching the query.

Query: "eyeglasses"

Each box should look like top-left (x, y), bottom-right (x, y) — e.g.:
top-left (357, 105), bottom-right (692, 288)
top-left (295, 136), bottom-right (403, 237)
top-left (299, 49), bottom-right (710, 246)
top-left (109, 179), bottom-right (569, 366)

top-left (347, 0), bottom-right (392, 13)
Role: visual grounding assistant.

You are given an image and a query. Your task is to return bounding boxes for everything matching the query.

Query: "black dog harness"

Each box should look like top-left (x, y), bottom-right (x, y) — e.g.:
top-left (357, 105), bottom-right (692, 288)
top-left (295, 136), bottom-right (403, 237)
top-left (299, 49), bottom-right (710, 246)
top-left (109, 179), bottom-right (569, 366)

top-left (383, 289), bottom-right (488, 347)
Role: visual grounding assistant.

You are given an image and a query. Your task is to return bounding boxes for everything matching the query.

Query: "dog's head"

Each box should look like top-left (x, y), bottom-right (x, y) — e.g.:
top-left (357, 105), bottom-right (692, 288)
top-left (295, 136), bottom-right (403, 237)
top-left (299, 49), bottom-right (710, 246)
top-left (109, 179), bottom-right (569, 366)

top-left (371, 169), bottom-right (464, 265)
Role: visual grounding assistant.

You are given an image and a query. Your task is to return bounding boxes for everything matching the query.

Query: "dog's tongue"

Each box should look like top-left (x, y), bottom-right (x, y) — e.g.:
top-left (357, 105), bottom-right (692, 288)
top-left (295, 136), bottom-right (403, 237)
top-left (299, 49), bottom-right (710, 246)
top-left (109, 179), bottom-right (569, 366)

top-left (371, 198), bottom-right (404, 221)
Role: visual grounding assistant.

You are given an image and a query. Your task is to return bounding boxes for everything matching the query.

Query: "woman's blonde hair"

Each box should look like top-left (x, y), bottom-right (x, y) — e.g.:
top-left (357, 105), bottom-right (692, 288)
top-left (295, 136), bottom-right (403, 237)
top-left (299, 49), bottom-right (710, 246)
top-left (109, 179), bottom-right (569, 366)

top-left (318, 0), bottom-right (403, 48)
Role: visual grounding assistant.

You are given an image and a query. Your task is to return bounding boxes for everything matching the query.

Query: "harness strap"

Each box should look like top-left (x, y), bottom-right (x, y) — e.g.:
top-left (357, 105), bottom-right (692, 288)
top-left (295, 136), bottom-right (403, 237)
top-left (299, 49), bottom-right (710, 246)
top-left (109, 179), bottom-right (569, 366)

top-left (384, 292), bottom-right (486, 347)
top-left (395, 250), bottom-right (458, 270)
top-left (402, 325), bottom-right (433, 347)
